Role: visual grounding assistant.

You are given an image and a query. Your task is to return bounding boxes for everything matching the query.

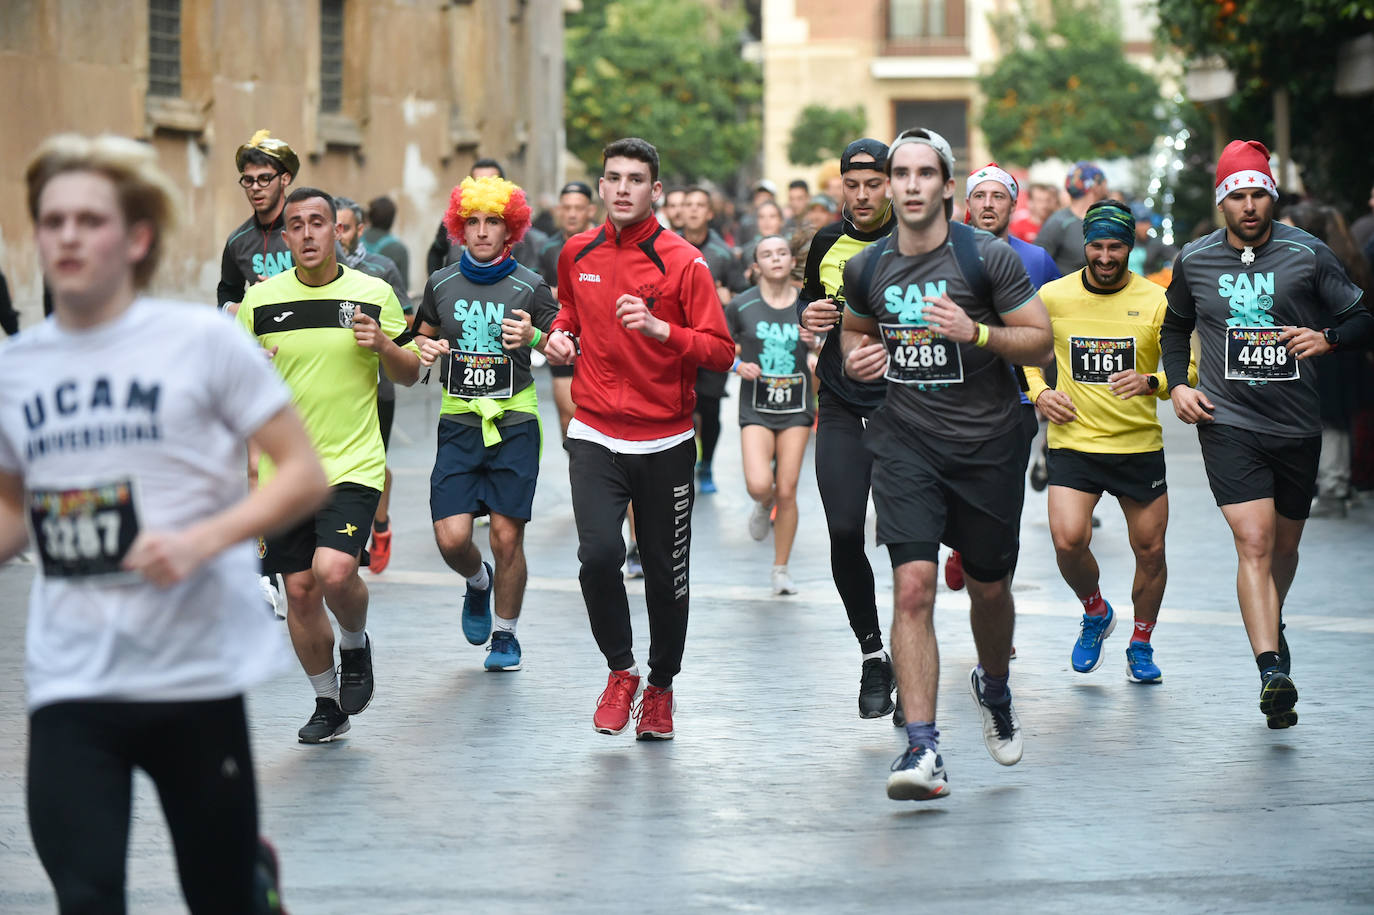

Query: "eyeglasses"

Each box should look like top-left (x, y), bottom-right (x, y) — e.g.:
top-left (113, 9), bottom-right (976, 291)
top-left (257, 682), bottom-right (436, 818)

top-left (238, 172), bottom-right (284, 189)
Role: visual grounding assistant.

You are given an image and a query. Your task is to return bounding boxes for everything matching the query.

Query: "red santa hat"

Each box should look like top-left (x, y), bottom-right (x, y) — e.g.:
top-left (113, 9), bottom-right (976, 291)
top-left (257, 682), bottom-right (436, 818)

top-left (1215, 140), bottom-right (1277, 205)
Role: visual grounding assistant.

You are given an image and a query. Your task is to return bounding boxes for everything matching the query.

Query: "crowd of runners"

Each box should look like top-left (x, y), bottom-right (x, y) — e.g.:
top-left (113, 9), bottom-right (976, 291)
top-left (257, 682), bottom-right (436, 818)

top-left (0, 122), bottom-right (1370, 911)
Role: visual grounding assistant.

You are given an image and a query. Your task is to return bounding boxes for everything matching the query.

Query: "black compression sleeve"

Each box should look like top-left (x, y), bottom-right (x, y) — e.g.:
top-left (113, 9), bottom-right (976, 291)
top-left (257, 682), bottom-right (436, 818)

top-left (1333, 300), bottom-right (1374, 350)
top-left (1160, 257), bottom-right (1196, 391)
top-left (217, 244), bottom-right (244, 309)
top-left (797, 227), bottom-right (839, 319)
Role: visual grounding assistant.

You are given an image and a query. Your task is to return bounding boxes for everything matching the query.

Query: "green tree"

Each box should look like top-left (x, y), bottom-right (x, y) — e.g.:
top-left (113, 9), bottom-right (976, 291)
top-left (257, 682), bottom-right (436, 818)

top-left (978, 0), bottom-right (1164, 165)
top-left (1156, 0), bottom-right (1374, 220)
top-left (565, 0), bottom-right (761, 186)
top-left (786, 104), bottom-right (867, 166)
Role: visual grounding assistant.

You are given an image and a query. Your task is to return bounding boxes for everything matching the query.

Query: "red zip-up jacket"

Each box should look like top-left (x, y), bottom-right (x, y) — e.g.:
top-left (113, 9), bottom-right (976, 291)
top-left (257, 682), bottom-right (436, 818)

top-left (555, 214), bottom-right (735, 440)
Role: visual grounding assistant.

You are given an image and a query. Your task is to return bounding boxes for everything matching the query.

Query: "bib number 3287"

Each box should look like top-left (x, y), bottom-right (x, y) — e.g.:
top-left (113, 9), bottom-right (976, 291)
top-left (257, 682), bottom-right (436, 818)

top-left (448, 350), bottom-right (514, 399)
top-left (880, 324), bottom-right (963, 385)
top-left (28, 479), bottom-right (141, 580)
top-left (1225, 327), bottom-right (1298, 382)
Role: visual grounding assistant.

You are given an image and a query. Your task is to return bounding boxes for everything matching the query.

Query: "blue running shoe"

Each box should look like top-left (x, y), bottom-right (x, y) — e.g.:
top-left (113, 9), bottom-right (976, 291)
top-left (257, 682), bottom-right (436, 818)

top-left (697, 467), bottom-right (717, 494)
top-left (1125, 640), bottom-right (1162, 684)
top-left (886, 746), bottom-right (949, 801)
top-left (462, 561), bottom-right (494, 645)
top-left (1071, 601), bottom-right (1116, 673)
top-left (484, 630), bottom-right (522, 671)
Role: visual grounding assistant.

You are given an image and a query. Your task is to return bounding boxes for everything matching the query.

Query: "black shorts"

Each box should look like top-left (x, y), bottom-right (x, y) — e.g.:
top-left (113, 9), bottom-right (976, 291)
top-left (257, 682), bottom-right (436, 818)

top-left (261, 482), bottom-right (380, 575)
top-left (430, 418), bottom-right (541, 522)
top-left (1047, 448), bottom-right (1167, 504)
top-left (377, 397), bottom-right (396, 451)
top-left (866, 410), bottom-right (1030, 582)
top-left (1197, 423), bottom-right (1319, 520)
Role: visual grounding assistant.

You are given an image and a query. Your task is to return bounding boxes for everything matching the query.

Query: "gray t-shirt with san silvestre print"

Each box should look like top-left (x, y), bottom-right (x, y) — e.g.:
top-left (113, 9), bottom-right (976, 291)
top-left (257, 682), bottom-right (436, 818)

top-left (845, 226), bottom-right (1036, 442)
top-left (1165, 223), bottom-right (1363, 438)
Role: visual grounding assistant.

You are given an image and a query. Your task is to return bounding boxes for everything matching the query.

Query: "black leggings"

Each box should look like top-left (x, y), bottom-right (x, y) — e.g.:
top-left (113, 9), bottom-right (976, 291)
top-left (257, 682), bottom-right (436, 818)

top-left (566, 436), bottom-right (696, 688)
top-left (695, 394), bottom-right (722, 467)
top-left (815, 395), bottom-right (882, 654)
top-left (28, 696), bottom-right (259, 915)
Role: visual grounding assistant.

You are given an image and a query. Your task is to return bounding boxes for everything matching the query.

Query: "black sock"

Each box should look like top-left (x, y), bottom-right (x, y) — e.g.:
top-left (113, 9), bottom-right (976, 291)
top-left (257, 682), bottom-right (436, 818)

top-left (1256, 651), bottom-right (1281, 674)
top-left (373, 518), bottom-right (389, 534)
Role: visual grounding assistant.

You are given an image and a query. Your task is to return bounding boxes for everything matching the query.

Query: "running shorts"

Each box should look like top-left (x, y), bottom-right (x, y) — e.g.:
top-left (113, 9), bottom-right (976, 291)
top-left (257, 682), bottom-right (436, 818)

top-left (261, 482), bottom-right (380, 575)
top-left (430, 418), bottom-right (540, 522)
top-left (1197, 423), bottom-right (1319, 520)
top-left (1047, 448), bottom-right (1167, 504)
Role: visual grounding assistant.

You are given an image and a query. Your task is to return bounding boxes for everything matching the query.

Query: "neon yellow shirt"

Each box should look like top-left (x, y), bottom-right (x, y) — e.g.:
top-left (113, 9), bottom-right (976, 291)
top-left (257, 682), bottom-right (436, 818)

top-left (1024, 271), bottom-right (1197, 454)
top-left (236, 265), bottom-right (410, 489)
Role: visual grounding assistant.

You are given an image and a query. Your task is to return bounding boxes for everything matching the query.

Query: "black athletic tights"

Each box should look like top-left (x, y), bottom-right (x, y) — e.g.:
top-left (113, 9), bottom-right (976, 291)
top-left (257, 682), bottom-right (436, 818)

top-left (696, 394), bottom-right (722, 467)
top-left (815, 395), bottom-right (883, 654)
top-left (566, 436), bottom-right (696, 688)
top-left (28, 695), bottom-right (259, 914)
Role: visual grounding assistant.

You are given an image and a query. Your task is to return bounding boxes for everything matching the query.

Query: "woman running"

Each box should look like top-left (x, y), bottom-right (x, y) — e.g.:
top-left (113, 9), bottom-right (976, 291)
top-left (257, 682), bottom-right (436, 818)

top-left (726, 235), bottom-right (817, 595)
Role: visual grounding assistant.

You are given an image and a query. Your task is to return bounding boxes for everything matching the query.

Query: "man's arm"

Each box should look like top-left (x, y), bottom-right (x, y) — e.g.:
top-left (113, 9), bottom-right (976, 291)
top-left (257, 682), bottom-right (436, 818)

top-left (551, 243), bottom-right (582, 336)
top-left (650, 258), bottom-right (735, 371)
top-left (1158, 258), bottom-right (1196, 391)
top-left (217, 242), bottom-right (246, 309)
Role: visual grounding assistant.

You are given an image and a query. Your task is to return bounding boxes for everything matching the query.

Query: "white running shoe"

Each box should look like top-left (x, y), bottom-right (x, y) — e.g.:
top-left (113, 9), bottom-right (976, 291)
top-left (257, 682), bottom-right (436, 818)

top-left (969, 666), bottom-right (1023, 766)
top-left (748, 500), bottom-right (772, 541)
top-left (886, 745), bottom-right (950, 801)
top-left (259, 575), bottom-right (283, 620)
top-left (771, 565), bottom-right (797, 595)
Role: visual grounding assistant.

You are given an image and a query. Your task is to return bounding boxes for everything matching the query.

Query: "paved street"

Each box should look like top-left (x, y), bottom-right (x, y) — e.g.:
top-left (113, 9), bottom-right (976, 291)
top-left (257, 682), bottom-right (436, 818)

top-left (2, 370), bottom-right (1373, 913)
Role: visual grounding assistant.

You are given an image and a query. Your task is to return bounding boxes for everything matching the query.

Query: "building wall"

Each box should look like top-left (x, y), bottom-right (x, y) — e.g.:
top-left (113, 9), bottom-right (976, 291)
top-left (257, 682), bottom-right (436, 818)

top-left (0, 0), bottom-right (564, 325)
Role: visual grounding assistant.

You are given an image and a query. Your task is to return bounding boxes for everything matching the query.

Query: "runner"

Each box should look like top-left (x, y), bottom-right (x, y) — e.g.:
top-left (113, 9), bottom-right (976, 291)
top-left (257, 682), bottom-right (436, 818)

top-left (679, 186), bottom-right (746, 494)
top-left (4, 133), bottom-right (324, 913)
top-left (1024, 199), bottom-right (1196, 683)
top-left (840, 128), bottom-right (1052, 800)
top-left (236, 187), bottom-right (420, 744)
top-left (548, 137), bottom-right (735, 740)
top-left (726, 235), bottom-right (817, 596)
top-left (796, 138), bottom-right (898, 719)
top-left (218, 129), bottom-right (298, 310)
top-left (412, 175), bottom-right (559, 671)
top-left (536, 181), bottom-right (598, 438)
top-left (662, 187), bottom-right (687, 232)
top-left (335, 196), bottom-right (414, 574)
top-left (1036, 161), bottom-right (1109, 276)
top-left (1160, 140), bottom-right (1373, 728)
top-left (944, 163), bottom-right (1061, 593)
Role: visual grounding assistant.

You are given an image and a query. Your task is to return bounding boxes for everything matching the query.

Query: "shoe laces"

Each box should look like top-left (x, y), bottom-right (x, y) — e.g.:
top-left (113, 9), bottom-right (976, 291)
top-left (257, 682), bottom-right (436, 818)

top-left (597, 672), bottom-right (638, 709)
top-left (986, 698), bottom-right (1016, 741)
top-left (1127, 642), bottom-right (1153, 663)
top-left (890, 745), bottom-right (930, 772)
top-left (860, 658), bottom-right (889, 691)
top-left (633, 687), bottom-right (671, 724)
top-left (1078, 613), bottom-right (1109, 645)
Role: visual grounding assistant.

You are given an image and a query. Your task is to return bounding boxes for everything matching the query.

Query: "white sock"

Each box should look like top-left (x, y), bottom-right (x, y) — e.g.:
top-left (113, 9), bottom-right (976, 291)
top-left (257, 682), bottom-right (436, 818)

top-left (494, 615), bottom-right (518, 634)
top-left (862, 648), bottom-right (887, 662)
top-left (308, 668), bottom-right (339, 701)
top-left (466, 563), bottom-right (490, 591)
top-left (618, 665), bottom-right (640, 677)
top-left (338, 626), bottom-right (367, 651)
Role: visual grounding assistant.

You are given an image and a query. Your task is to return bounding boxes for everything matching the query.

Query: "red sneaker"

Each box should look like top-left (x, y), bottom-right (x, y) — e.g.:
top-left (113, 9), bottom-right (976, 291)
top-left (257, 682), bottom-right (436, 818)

top-left (944, 550), bottom-right (965, 591)
top-left (592, 669), bottom-right (641, 734)
top-left (368, 527), bottom-right (392, 574)
top-left (634, 684), bottom-right (675, 740)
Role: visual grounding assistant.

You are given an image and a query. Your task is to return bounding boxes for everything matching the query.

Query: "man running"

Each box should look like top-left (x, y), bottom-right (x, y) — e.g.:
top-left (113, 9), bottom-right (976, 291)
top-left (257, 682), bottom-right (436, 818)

top-left (796, 138), bottom-right (898, 719)
top-left (412, 175), bottom-right (559, 672)
top-left (1036, 161), bottom-right (1109, 276)
top-left (1025, 199), bottom-right (1196, 684)
top-left (219, 129), bottom-right (298, 310)
top-left (237, 187), bottom-right (420, 744)
top-left (548, 137), bottom-right (735, 740)
top-left (536, 181), bottom-right (598, 438)
top-left (5, 133), bottom-right (325, 913)
top-left (1160, 140), bottom-right (1372, 729)
top-left (841, 128), bottom-right (1052, 800)
top-left (335, 196), bottom-right (413, 573)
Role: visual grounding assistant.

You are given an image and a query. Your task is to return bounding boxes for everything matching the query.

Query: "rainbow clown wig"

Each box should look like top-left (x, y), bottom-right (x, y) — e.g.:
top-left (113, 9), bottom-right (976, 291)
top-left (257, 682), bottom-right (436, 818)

top-left (443, 175), bottom-right (532, 249)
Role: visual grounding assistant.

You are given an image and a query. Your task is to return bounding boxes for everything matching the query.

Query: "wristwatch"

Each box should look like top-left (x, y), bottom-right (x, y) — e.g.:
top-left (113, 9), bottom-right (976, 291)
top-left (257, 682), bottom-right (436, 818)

top-left (1323, 327), bottom-right (1340, 349)
top-left (1146, 374), bottom-right (1160, 392)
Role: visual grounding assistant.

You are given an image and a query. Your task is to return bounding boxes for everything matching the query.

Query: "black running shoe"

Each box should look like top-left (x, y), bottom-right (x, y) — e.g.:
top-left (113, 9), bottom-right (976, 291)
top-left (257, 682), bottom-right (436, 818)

top-left (892, 690), bottom-right (906, 728)
top-left (338, 635), bottom-right (374, 715)
top-left (298, 698), bottom-right (350, 743)
top-left (1259, 667), bottom-right (1299, 729)
top-left (1029, 458), bottom-right (1048, 492)
top-left (858, 656), bottom-right (896, 718)
top-left (253, 837), bottom-right (286, 914)
top-left (1277, 621), bottom-right (1291, 675)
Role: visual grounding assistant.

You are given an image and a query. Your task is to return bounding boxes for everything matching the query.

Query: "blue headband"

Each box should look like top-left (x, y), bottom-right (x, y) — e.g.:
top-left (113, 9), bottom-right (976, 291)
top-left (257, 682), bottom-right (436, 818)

top-left (1083, 205), bottom-right (1135, 249)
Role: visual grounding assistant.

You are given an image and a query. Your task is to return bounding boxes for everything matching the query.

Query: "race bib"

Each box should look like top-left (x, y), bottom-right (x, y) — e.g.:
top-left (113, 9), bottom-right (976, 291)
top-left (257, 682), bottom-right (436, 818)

top-left (448, 350), bottom-right (513, 399)
top-left (1070, 336), bottom-right (1136, 385)
top-left (880, 324), bottom-right (963, 385)
top-left (752, 373), bottom-right (807, 414)
top-left (28, 479), bottom-right (141, 581)
top-left (1225, 327), bottom-right (1298, 382)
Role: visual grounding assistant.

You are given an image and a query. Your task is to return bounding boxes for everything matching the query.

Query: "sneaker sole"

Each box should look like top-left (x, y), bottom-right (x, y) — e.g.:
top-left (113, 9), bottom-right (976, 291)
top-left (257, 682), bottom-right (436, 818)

top-left (338, 691), bottom-right (373, 716)
top-left (298, 719), bottom-right (351, 744)
top-left (1126, 667), bottom-right (1162, 684)
top-left (886, 777), bottom-right (950, 801)
top-left (1260, 674), bottom-right (1298, 729)
top-left (484, 661), bottom-right (522, 671)
top-left (859, 701), bottom-right (896, 719)
top-left (1072, 611), bottom-right (1117, 673)
top-left (635, 730), bottom-right (674, 740)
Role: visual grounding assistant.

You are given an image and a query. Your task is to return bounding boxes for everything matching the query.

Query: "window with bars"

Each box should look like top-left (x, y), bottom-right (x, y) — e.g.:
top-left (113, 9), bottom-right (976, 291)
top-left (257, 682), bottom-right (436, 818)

top-left (320, 0), bottom-right (344, 113)
top-left (885, 0), bottom-right (966, 53)
top-left (148, 0), bottom-right (181, 98)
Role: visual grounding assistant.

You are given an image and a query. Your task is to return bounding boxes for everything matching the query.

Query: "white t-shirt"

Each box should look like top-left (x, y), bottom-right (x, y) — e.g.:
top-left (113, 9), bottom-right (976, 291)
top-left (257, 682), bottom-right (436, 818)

top-left (0, 299), bottom-right (293, 711)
